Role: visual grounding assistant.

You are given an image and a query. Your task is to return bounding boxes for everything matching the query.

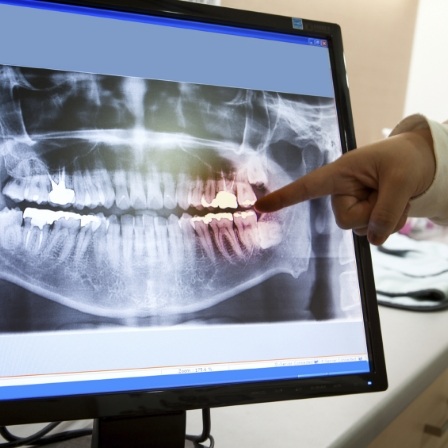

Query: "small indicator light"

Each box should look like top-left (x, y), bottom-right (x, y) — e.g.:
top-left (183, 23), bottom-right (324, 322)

top-left (292, 18), bottom-right (303, 30)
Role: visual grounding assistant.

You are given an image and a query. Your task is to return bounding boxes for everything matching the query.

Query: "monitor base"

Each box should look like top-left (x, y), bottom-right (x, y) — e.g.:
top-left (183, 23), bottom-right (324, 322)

top-left (91, 411), bottom-right (187, 448)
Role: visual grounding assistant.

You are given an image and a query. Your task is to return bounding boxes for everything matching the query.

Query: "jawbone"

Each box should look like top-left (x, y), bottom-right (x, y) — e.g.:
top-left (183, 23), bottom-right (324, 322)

top-left (0, 64), bottom-right (341, 318)
top-left (0, 158), bottom-right (310, 318)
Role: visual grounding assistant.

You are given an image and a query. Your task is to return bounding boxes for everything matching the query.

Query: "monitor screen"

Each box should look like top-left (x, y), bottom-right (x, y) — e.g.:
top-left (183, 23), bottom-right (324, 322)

top-left (0, 0), bottom-right (387, 442)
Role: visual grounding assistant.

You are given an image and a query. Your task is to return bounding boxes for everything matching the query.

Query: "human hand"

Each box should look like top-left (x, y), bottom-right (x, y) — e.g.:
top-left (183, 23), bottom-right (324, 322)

top-left (255, 129), bottom-right (435, 245)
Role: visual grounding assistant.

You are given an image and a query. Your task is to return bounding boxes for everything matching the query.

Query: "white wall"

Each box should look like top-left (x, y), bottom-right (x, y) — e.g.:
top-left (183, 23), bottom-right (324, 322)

top-left (404, 0), bottom-right (448, 122)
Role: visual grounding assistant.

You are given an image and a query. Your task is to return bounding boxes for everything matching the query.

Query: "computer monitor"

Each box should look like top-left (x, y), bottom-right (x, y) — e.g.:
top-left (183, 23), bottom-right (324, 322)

top-left (0, 0), bottom-right (387, 446)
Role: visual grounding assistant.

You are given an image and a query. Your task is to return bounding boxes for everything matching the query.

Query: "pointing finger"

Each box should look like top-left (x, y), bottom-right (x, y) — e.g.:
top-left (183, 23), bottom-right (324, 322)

top-left (255, 163), bottom-right (337, 213)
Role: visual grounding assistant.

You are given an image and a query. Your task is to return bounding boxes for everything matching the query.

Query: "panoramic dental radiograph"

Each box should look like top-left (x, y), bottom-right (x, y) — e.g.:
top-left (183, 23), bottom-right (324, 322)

top-left (0, 64), bottom-right (358, 331)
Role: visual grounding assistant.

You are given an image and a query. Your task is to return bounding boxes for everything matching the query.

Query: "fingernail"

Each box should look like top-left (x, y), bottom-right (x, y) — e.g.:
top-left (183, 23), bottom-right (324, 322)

top-left (367, 221), bottom-right (389, 246)
top-left (367, 232), bottom-right (381, 246)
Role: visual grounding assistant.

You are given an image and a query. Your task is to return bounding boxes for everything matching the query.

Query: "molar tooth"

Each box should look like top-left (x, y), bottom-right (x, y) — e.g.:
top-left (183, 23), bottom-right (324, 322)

top-left (24, 175), bottom-right (51, 204)
top-left (146, 168), bottom-right (163, 210)
top-left (113, 169), bottom-right (131, 210)
top-left (209, 213), bottom-right (244, 262)
top-left (0, 208), bottom-right (23, 250)
top-left (234, 210), bottom-right (259, 254)
top-left (216, 173), bottom-right (235, 195)
top-left (43, 218), bottom-right (78, 261)
top-left (176, 173), bottom-right (189, 210)
top-left (208, 190), bottom-right (238, 210)
top-left (236, 173), bottom-right (257, 208)
top-left (129, 171), bottom-right (147, 210)
top-left (162, 173), bottom-right (176, 210)
top-left (247, 157), bottom-right (268, 187)
top-left (23, 217), bottom-right (42, 253)
top-left (49, 170), bottom-right (75, 208)
top-left (258, 220), bottom-right (283, 249)
top-left (2, 178), bottom-right (25, 203)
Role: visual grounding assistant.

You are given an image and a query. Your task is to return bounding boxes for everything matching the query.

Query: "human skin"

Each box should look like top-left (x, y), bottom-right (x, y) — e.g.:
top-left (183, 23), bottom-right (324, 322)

top-left (255, 129), bottom-right (436, 246)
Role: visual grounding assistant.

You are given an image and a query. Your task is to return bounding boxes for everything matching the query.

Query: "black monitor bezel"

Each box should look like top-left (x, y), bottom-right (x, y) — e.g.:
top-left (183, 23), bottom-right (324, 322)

top-left (0, 0), bottom-right (387, 427)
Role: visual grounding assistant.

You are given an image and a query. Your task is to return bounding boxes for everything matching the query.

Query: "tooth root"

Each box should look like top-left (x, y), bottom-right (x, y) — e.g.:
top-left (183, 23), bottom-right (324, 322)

top-left (176, 173), bottom-right (189, 210)
top-left (167, 214), bottom-right (183, 264)
top-left (106, 215), bottom-right (121, 268)
top-left (82, 170), bottom-right (100, 209)
top-left (179, 213), bottom-right (196, 259)
top-left (258, 221), bottom-right (283, 249)
top-left (216, 171), bottom-right (235, 194)
top-left (113, 169), bottom-right (131, 210)
top-left (121, 214), bottom-right (134, 265)
top-left (98, 168), bottom-right (115, 209)
top-left (146, 169), bottom-right (163, 210)
top-left (92, 220), bottom-right (108, 265)
top-left (142, 214), bottom-right (157, 266)
top-left (74, 225), bottom-right (93, 262)
top-left (60, 217), bottom-right (81, 260)
top-left (133, 216), bottom-right (145, 258)
top-left (192, 217), bottom-right (215, 261)
top-left (43, 219), bottom-right (78, 261)
top-left (189, 177), bottom-right (204, 209)
top-left (204, 179), bottom-right (216, 205)
top-left (209, 213), bottom-right (244, 262)
top-left (91, 170), bottom-right (107, 208)
top-left (162, 173), bottom-right (176, 210)
top-left (73, 170), bottom-right (87, 210)
top-left (154, 216), bottom-right (169, 260)
top-left (234, 210), bottom-right (259, 254)
top-left (129, 171), bottom-right (147, 210)
top-left (236, 176), bottom-right (257, 209)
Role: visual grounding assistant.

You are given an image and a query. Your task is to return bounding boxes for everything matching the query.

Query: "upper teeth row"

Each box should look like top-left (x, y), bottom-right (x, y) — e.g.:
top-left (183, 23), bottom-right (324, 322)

top-left (2, 168), bottom-right (258, 211)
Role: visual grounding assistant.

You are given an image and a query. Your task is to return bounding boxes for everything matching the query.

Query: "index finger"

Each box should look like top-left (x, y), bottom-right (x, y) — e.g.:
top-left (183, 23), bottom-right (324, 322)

top-left (255, 162), bottom-right (337, 213)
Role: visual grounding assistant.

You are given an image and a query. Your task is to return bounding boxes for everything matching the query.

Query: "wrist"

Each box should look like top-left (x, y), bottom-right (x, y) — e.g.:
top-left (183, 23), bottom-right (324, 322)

top-left (402, 128), bottom-right (436, 198)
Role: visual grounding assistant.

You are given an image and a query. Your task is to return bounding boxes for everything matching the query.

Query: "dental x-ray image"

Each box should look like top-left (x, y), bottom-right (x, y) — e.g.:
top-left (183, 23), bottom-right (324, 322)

top-left (0, 64), bottom-right (360, 332)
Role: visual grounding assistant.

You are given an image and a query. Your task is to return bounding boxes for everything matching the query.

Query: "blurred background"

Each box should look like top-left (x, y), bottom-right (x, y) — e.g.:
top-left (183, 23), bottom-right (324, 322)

top-left (191, 0), bottom-right (448, 147)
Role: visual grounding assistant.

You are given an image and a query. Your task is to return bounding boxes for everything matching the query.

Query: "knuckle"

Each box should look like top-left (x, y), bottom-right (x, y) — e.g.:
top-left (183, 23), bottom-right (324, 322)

top-left (334, 214), bottom-right (352, 230)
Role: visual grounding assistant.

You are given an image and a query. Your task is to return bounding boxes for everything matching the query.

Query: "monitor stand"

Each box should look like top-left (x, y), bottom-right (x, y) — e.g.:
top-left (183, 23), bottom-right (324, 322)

top-left (91, 411), bottom-right (186, 448)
